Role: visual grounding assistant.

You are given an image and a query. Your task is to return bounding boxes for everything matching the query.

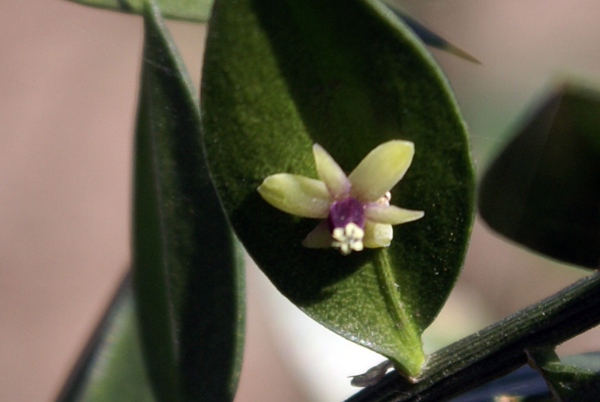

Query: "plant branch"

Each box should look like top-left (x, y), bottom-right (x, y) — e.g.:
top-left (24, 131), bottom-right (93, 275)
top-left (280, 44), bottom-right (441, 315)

top-left (346, 272), bottom-right (600, 402)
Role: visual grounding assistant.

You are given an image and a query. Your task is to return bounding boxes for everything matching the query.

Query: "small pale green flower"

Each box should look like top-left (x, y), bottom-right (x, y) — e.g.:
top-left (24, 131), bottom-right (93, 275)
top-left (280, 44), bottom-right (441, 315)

top-left (257, 140), bottom-right (424, 255)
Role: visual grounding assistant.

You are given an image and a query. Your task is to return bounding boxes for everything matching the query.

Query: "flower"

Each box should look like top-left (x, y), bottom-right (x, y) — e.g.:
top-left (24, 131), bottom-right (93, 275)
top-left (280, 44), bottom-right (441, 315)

top-left (257, 140), bottom-right (424, 255)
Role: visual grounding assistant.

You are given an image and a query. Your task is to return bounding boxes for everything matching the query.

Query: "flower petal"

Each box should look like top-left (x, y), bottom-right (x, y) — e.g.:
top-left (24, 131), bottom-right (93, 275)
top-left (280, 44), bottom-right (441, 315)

top-left (348, 140), bottom-right (415, 202)
top-left (363, 221), bottom-right (393, 248)
top-left (257, 174), bottom-right (330, 218)
top-left (313, 144), bottom-right (351, 198)
top-left (365, 204), bottom-right (424, 225)
top-left (302, 220), bottom-right (333, 248)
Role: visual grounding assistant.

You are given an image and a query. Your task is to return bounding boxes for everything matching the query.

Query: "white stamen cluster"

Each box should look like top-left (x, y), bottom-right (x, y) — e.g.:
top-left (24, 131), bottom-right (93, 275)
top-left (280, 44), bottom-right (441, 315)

top-left (332, 222), bottom-right (365, 255)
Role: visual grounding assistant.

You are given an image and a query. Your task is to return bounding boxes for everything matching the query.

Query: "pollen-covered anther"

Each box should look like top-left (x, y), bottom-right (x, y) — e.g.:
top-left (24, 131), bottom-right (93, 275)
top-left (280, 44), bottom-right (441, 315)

top-left (332, 223), bottom-right (365, 255)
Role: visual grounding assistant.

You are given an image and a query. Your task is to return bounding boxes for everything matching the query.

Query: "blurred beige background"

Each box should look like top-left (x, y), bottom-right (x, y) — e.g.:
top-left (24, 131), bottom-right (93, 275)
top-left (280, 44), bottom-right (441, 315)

top-left (1, 0), bottom-right (600, 401)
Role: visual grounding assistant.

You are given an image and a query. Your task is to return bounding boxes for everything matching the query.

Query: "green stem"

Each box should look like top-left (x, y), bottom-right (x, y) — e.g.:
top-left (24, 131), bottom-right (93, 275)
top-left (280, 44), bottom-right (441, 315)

top-left (346, 272), bottom-right (600, 402)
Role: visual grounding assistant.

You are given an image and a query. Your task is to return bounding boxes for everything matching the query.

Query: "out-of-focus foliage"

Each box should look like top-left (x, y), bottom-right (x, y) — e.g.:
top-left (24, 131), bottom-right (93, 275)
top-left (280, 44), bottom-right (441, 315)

top-left (55, 275), bottom-right (156, 402)
top-left (67, 0), bottom-right (212, 22)
top-left (67, 0), bottom-right (478, 64)
top-left (131, 2), bottom-right (244, 401)
top-left (479, 85), bottom-right (600, 268)
top-left (528, 349), bottom-right (600, 402)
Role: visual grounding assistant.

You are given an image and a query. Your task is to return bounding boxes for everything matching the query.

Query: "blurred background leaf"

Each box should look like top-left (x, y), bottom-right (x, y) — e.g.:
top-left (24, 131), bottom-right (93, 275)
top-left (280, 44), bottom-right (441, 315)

top-left (479, 84), bottom-right (600, 269)
top-left (131, 2), bottom-right (245, 401)
top-left (449, 365), bottom-right (551, 402)
top-left (66, 0), bottom-right (477, 65)
top-left (528, 349), bottom-right (600, 402)
top-left (202, 0), bottom-right (474, 375)
top-left (55, 273), bottom-right (156, 402)
top-left (382, 1), bottom-right (479, 64)
top-left (542, 353), bottom-right (600, 401)
top-left (67, 0), bottom-right (212, 22)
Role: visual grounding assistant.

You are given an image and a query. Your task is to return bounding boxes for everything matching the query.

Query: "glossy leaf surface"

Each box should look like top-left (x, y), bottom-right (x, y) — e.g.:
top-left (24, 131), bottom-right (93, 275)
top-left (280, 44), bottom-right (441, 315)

top-left (55, 274), bottom-right (156, 402)
top-left (202, 0), bottom-right (474, 375)
top-left (479, 85), bottom-right (600, 268)
top-left (132, 3), bottom-right (244, 401)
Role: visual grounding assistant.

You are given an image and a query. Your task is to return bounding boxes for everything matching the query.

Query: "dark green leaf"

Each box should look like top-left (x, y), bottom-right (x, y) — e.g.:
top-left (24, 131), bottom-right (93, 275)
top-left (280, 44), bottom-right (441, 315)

top-left (132, 2), bottom-right (244, 401)
top-left (55, 273), bottom-right (156, 402)
top-left (479, 84), bottom-right (600, 269)
top-left (201, 0), bottom-right (474, 375)
top-left (528, 349), bottom-right (600, 402)
top-left (67, 0), bottom-right (212, 22)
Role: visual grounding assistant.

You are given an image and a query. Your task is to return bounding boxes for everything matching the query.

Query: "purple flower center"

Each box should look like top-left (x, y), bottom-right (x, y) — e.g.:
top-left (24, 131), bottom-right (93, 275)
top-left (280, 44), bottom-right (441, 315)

top-left (327, 196), bottom-right (365, 233)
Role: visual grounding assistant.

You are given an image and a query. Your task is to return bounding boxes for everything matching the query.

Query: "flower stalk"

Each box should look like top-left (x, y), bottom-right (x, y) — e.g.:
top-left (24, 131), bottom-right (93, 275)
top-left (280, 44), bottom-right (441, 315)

top-left (346, 272), bottom-right (600, 402)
